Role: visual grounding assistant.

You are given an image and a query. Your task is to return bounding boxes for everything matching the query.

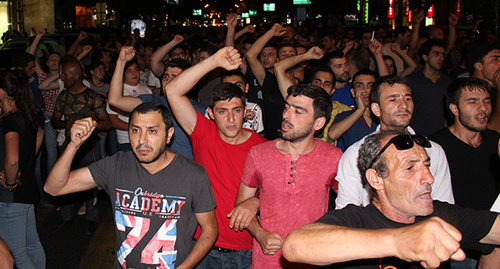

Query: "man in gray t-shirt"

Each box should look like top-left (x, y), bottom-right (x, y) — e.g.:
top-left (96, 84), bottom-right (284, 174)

top-left (45, 102), bottom-right (217, 268)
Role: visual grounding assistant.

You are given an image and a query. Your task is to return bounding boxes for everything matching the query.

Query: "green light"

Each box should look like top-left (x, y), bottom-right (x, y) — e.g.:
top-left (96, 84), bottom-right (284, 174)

top-left (365, 0), bottom-right (369, 24)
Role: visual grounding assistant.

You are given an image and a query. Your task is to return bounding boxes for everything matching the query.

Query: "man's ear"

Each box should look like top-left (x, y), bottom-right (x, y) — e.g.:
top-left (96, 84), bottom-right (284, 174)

top-left (371, 102), bottom-right (381, 117)
top-left (474, 62), bottom-right (483, 72)
top-left (166, 127), bottom-right (174, 144)
top-left (313, 117), bottom-right (326, 131)
top-left (207, 107), bottom-right (215, 120)
top-left (366, 168), bottom-right (384, 191)
top-left (422, 54), bottom-right (429, 63)
top-left (449, 103), bottom-right (459, 117)
top-left (244, 84), bottom-right (249, 94)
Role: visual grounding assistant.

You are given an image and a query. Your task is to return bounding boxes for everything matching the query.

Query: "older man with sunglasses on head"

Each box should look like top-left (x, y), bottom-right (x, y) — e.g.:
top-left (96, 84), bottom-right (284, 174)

top-left (334, 75), bottom-right (454, 210)
top-left (282, 130), bottom-right (500, 268)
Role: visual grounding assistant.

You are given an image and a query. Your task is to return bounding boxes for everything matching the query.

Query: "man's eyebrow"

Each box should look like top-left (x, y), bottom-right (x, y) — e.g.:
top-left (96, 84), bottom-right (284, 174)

top-left (290, 104), bottom-right (307, 112)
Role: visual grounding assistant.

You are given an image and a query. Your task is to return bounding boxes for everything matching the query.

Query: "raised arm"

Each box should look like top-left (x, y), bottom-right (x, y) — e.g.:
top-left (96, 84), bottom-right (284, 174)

top-left (225, 13), bottom-right (238, 47)
top-left (28, 29), bottom-right (46, 77)
top-left (369, 39), bottom-right (389, 76)
top-left (487, 69), bottom-right (500, 133)
top-left (408, 10), bottom-right (424, 59)
top-left (446, 13), bottom-right (459, 57)
top-left (274, 46), bottom-right (324, 99)
top-left (246, 23), bottom-right (286, 85)
top-left (150, 35), bottom-right (184, 77)
top-left (328, 92), bottom-right (365, 141)
top-left (235, 25), bottom-right (255, 41)
top-left (67, 31), bottom-right (88, 56)
top-left (165, 47), bottom-right (242, 134)
top-left (44, 117), bottom-right (99, 196)
top-left (391, 43), bottom-right (417, 78)
top-left (107, 46), bottom-right (142, 113)
top-left (76, 45), bottom-right (92, 61)
top-left (282, 217), bottom-right (465, 268)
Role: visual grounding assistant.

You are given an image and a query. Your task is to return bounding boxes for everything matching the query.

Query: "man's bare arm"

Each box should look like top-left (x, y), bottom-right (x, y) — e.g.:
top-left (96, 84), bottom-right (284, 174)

top-left (227, 182), bottom-right (259, 231)
top-left (38, 72), bottom-right (60, 90)
top-left (328, 91), bottom-right (365, 141)
top-left (487, 69), bottom-right (500, 133)
top-left (107, 46), bottom-right (142, 113)
top-left (67, 31), bottom-right (88, 56)
top-left (44, 118), bottom-right (99, 196)
top-left (224, 13), bottom-right (238, 47)
top-left (282, 217), bottom-right (465, 268)
top-left (369, 39), bottom-right (389, 76)
top-left (408, 10), bottom-right (424, 59)
top-left (165, 47), bottom-right (242, 135)
top-left (246, 23), bottom-right (286, 85)
top-left (274, 46), bottom-right (324, 99)
top-left (177, 210), bottom-right (218, 269)
top-left (150, 35), bottom-right (184, 77)
top-left (446, 14), bottom-right (459, 57)
top-left (28, 29), bottom-right (46, 77)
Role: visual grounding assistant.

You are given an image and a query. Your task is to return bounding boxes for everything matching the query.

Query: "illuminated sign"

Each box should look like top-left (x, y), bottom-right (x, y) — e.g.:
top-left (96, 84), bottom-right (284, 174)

top-left (427, 4), bottom-right (434, 18)
top-left (388, 0), bottom-right (394, 19)
top-left (249, 10), bottom-right (257, 16)
top-left (193, 9), bottom-right (202, 16)
top-left (242, 13), bottom-right (249, 18)
top-left (263, 3), bottom-right (275, 11)
top-left (293, 0), bottom-right (311, 4)
top-left (455, 0), bottom-right (462, 17)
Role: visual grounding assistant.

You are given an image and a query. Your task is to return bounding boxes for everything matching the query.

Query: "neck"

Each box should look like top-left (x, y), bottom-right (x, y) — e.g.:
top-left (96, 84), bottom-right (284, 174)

top-left (363, 108), bottom-right (372, 122)
top-left (219, 129), bottom-right (251, 145)
top-left (92, 78), bottom-right (104, 86)
top-left (372, 196), bottom-right (415, 224)
top-left (335, 81), bottom-right (346, 89)
top-left (69, 82), bottom-right (87, 94)
top-left (423, 65), bottom-right (440, 82)
top-left (380, 124), bottom-right (407, 133)
top-left (448, 124), bottom-right (482, 148)
top-left (277, 135), bottom-right (316, 160)
top-left (1, 99), bottom-right (17, 114)
top-left (141, 150), bottom-right (175, 174)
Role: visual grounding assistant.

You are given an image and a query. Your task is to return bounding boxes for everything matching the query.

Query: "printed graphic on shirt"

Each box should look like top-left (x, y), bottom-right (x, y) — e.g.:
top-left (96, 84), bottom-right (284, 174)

top-left (114, 187), bottom-right (186, 269)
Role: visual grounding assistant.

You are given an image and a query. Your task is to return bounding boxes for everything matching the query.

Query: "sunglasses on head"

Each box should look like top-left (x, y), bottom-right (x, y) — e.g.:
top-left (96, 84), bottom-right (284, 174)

top-left (369, 134), bottom-right (431, 168)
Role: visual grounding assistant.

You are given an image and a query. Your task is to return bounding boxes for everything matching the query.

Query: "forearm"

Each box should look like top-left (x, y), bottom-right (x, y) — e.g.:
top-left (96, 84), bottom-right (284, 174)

top-left (374, 52), bottom-right (389, 76)
top-left (178, 224), bottom-right (218, 269)
top-left (446, 26), bottom-right (456, 56)
top-left (76, 49), bottom-right (91, 61)
top-left (396, 50), bottom-right (417, 77)
top-left (274, 64), bottom-right (295, 100)
top-left (246, 31), bottom-right (274, 60)
top-left (110, 115), bottom-right (129, 131)
top-left (234, 28), bottom-right (249, 41)
top-left (151, 41), bottom-right (177, 76)
top-left (408, 23), bottom-right (421, 59)
top-left (328, 109), bottom-right (364, 141)
top-left (4, 157), bottom-right (19, 186)
top-left (39, 75), bottom-right (60, 90)
top-left (28, 35), bottom-right (43, 55)
top-left (94, 116), bottom-right (112, 133)
top-left (225, 26), bottom-right (236, 47)
top-left (67, 38), bottom-right (82, 56)
top-left (108, 60), bottom-right (126, 108)
top-left (36, 126), bottom-right (44, 155)
top-left (44, 142), bottom-right (79, 195)
top-left (165, 56), bottom-right (219, 97)
top-left (282, 224), bottom-right (395, 266)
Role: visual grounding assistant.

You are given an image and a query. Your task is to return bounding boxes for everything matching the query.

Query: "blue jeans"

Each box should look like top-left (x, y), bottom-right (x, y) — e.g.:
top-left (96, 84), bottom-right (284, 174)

top-left (0, 202), bottom-right (46, 269)
top-left (196, 247), bottom-right (252, 269)
top-left (44, 115), bottom-right (58, 174)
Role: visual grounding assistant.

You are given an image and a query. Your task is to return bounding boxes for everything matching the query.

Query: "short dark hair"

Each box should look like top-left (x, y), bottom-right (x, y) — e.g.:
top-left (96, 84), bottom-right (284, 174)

top-left (165, 58), bottom-right (191, 72)
top-left (323, 51), bottom-right (345, 68)
top-left (221, 70), bottom-right (247, 85)
top-left (352, 69), bottom-right (377, 84)
top-left (209, 83), bottom-right (246, 109)
top-left (370, 75), bottom-right (409, 105)
top-left (169, 44), bottom-right (188, 56)
top-left (278, 43), bottom-right (297, 54)
top-left (129, 102), bottom-right (174, 131)
top-left (287, 84), bottom-right (333, 122)
top-left (13, 52), bottom-right (35, 69)
top-left (200, 45), bottom-right (219, 57)
top-left (447, 77), bottom-right (491, 108)
top-left (86, 60), bottom-right (105, 79)
top-left (263, 42), bottom-right (279, 51)
top-left (419, 38), bottom-right (446, 63)
top-left (311, 66), bottom-right (335, 82)
top-left (349, 49), bottom-right (370, 71)
top-left (358, 130), bottom-right (404, 200)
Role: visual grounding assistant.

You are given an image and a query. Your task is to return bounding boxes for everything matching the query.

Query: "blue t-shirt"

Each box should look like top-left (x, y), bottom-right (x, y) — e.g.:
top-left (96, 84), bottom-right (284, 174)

top-left (334, 109), bottom-right (377, 150)
top-left (138, 94), bottom-right (206, 159)
top-left (331, 82), bottom-right (354, 107)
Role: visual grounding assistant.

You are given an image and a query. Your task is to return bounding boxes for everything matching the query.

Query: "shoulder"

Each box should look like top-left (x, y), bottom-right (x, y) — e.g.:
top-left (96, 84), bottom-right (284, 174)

top-left (249, 139), bottom-right (275, 152)
top-left (429, 128), bottom-right (451, 142)
top-left (173, 152), bottom-right (207, 174)
top-left (247, 131), bottom-right (268, 145)
top-left (315, 139), bottom-right (342, 155)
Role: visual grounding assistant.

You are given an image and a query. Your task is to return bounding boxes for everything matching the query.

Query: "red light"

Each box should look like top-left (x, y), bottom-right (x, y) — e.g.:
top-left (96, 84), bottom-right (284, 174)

top-left (426, 4), bottom-right (434, 18)
top-left (388, 0), bottom-right (394, 19)
top-left (455, 0), bottom-right (462, 17)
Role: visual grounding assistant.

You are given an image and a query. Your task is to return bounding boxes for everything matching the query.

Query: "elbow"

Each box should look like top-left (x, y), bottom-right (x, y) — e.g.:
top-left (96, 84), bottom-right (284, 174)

top-left (282, 233), bottom-right (302, 263)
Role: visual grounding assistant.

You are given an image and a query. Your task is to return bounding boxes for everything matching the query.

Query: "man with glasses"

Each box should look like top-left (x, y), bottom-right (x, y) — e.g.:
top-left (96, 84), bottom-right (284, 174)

top-left (282, 130), bottom-right (500, 268)
top-left (335, 75), bottom-right (454, 209)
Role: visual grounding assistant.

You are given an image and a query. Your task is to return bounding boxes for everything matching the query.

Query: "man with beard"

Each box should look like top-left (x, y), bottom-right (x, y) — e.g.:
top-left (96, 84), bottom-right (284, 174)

top-left (335, 75), bottom-right (454, 209)
top-left (406, 39), bottom-right (453, 136)
top-left (228, 84), bottom-right (342, 268)
top-left (45, 103), bottom-right (218, 268)
top-left (323, 51), bottom-right (354, 106)
top-left (430, 78), bottom-right (500, 267)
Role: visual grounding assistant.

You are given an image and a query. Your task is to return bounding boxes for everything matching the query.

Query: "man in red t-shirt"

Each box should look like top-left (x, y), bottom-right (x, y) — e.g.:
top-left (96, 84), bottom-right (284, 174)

top-left (166, 47), bottom-right (267, 268)
top-left (229, 84), bottom-right (342, 268)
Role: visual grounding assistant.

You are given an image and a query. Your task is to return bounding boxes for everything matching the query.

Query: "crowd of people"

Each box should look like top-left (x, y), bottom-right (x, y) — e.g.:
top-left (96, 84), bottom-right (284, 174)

top-left (0, 9), bottom-right (500, 269)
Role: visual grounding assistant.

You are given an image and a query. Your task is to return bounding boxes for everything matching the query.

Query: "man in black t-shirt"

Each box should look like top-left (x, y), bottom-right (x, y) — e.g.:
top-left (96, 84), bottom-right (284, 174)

top-left (430, 78), bottom-right (500, 267)
top-left (282, 130), bottom-right (500, 269)
top-left (45, 102), bottom-right (218, 268)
